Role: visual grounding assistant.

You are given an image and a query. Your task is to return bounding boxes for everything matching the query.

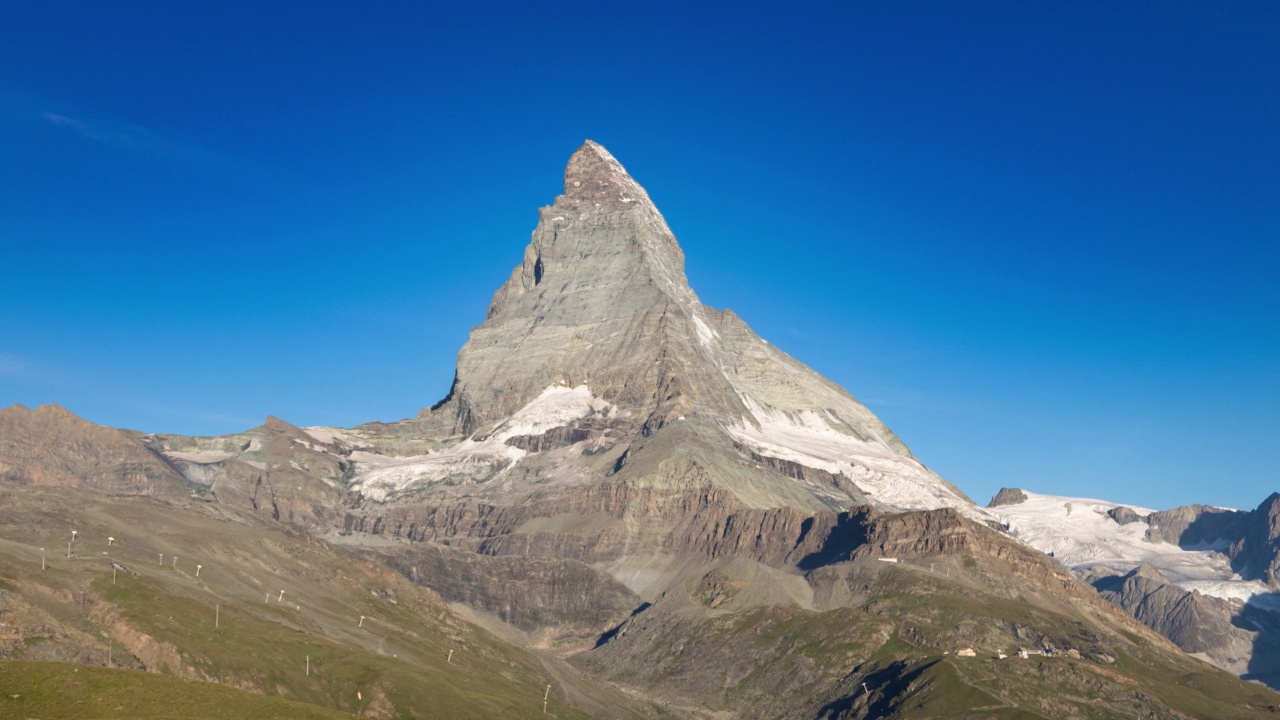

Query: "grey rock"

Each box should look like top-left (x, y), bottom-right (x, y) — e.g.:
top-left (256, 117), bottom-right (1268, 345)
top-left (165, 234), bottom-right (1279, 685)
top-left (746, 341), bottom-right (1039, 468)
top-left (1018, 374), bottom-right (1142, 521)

top-left (1144, 503), bottom-right (1248, 546)
top-left (1142, 495), bottom-right (1280, 590)
top-left (987, 487), bottom-right (1027, 508)
top-left (1092, 563), bottom-right (1258, 676)
top-left (1107, 505), bottom-right (1144, 525)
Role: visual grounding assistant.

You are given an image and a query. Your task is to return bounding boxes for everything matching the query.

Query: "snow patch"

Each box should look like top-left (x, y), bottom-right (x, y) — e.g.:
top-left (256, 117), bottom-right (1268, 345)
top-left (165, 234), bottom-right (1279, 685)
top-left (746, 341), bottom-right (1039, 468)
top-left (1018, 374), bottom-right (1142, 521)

top-left (164, 450), bottom-right (233, 464)
top-left (691, 314), bottom-right (717, 349)
top-left (291, 437), bottom-right (325, 452)
top-left (991, 491), bottom-right (1263, 602)
top-left (725, 394), bottom-right (982, 519)
top-left (351, 385), bottom-right (611, 501)
top-left (1180, 579), bottom-right (1274, 604)
top-left (494, 383), bottom-right (610, 438)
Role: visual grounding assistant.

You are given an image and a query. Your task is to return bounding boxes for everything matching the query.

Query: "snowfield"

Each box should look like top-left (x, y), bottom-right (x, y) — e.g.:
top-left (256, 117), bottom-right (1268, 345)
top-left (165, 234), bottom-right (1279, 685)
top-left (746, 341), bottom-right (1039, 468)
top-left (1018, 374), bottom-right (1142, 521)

top-left (725, 394), bottom-right (987, 520)
top-left (991, 490), bottom-right (1267, 603)
top-left (349, 385), bottom-right (610, 501)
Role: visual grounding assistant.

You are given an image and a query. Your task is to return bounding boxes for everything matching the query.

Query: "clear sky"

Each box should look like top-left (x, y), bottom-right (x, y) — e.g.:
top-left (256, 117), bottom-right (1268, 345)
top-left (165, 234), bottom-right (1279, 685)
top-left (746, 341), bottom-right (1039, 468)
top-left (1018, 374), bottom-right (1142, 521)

top-left (1, 2), bottom-right (1276, 511)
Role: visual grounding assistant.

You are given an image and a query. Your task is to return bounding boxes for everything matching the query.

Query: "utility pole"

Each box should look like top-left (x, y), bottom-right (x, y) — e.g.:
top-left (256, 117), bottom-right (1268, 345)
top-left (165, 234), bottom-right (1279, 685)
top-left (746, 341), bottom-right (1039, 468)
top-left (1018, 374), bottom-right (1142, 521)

top-left (215, 604), bottom-right (220, 629)
top-left (40, 548), bottom-right (45, 570)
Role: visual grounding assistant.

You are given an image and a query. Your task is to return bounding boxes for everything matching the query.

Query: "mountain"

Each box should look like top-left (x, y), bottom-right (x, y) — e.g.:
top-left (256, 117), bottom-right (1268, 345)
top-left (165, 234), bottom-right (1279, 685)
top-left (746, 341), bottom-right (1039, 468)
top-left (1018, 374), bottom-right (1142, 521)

top-left (2, 141), bottom-right (1279, 718)
top-left (990, 489), bottom-right (1280, 687)
top-left (340, 140), bottom-right (975, 517)
top-left (0, 404), bottom-right (187, 496)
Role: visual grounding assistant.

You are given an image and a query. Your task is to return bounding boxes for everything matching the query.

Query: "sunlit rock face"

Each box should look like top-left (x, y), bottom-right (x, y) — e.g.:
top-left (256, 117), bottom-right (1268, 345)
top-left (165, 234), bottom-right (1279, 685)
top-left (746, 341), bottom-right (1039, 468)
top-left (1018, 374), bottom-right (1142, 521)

top-left (346, 140), bottom-right (976, 519)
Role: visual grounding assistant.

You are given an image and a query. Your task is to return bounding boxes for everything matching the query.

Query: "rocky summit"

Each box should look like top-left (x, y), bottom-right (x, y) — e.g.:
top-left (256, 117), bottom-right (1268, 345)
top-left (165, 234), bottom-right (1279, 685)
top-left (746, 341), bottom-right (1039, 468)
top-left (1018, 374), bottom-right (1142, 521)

top-left (341, 141), bottom-right (975, 517)
top-left (2, 142), bottom-right (1279, 719)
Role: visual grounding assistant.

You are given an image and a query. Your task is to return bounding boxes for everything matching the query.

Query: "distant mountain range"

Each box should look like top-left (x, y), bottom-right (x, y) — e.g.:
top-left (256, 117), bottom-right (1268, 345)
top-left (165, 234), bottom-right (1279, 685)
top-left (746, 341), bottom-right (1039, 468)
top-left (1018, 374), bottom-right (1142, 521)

top-left (1, 141), bottom-right (1276, 718)
top-left (990, 488), bottom-right (1280, 686)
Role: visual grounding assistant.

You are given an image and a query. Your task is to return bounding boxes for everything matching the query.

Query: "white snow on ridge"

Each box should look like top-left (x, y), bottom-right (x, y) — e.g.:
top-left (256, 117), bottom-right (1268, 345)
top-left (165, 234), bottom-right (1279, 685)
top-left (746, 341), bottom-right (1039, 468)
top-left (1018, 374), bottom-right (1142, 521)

top-left (691, 314), bottom-right (718, 349)
top-left (1180, 579), bottom-right (1274, 604)
top-left (991, 490), bottom-right (1264, 602)
top-left (350, 385), bottom-right (610, 501)
top-left (725, 394), bottom-right (984, 519)
top-left (164, 450), bottom-right (234, 464)
top-left (304, 427), bottom-right (367, 449)
top-left (493, 384), bottom-right (610, 438)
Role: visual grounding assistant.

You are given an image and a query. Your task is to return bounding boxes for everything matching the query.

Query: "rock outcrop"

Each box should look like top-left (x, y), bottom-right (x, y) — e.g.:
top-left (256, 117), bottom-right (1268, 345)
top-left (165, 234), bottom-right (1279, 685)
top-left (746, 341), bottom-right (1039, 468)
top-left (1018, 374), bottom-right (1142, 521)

top-left (1141, 495), bottom-right (1280, 590)
top-left (1229, 493), bottom-right (1280, 589)
top-left (1090, 564), bottom-right (1258, 676)
top-left (986, 487), bottom-right (1027, 507)
top-left (1107, 505), bottom-right (1143, 525)
top-left (0, 404), bottom-right (188, 496)
top-left (1144, 504), bottom-right (1250, 547)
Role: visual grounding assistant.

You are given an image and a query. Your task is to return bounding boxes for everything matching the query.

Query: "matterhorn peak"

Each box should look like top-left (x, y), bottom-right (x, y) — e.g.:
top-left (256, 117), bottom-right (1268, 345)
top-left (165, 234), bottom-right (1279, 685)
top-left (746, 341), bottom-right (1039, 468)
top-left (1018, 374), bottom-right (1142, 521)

top-left (562, 139), bottom-right (651, 205)
top-left (356, 141), bottom-right (979, 520)
top-left (486, 140), bottom-right (696, 324)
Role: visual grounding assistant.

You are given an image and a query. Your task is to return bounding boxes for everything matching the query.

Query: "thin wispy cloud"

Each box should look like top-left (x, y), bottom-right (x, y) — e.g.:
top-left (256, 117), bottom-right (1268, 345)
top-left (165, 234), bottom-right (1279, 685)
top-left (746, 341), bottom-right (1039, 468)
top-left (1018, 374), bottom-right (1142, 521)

top-left (41, 110), bottom-right (236, 168)
top-left (43, 112), bottom-right (92, 133)
top-left (0, 353), bottom-right (27, 377)
top-left (130, 399), bottom-right (259, 431)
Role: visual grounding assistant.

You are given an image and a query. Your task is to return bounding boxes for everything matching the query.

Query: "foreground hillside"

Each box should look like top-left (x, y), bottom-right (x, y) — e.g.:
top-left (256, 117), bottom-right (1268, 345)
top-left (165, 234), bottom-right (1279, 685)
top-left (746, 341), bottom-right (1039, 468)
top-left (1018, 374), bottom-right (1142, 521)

top-left (0, 486), bottom-right (660, 719)
top-left (1, 482), bottom-right (1278, 718)
top-left (0, 660), bottom-right (359, 720)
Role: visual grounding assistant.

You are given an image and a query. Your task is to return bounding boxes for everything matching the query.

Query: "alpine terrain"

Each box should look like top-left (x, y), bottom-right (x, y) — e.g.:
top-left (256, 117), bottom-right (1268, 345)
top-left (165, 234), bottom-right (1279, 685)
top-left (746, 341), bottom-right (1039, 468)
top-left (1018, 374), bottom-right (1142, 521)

top-left (2, 141), bottom-right (1278, 719)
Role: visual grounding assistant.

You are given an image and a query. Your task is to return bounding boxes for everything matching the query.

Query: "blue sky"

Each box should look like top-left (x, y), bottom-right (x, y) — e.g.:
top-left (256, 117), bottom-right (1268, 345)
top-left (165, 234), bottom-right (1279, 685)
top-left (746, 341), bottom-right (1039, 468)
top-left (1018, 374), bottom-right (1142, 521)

top-left (1, 2), bottom-right (1276, 510)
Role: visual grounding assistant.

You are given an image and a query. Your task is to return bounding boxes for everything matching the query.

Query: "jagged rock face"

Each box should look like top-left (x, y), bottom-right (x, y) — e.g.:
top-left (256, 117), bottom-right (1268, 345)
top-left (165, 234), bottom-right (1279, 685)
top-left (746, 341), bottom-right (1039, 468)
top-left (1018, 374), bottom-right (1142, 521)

top-left (347, 141), bottom-right (975, 518)
top-left (1140, 495), bottom-right (1280, 589)
top-left (1231, 493), bottom-right (1280, 588)
top-left (1107, 506), bottom-right (1143, 525)
top-left (1090, 564), bottom-right (1257, 675)
top-left (370, 543), bottom-right (641, 635)
top-left (1144, 504), bottom-right (1250, 546)
top-left (987, 487), bottom-right (1027, 507)
top-left (450, 140), bottom-right (710, 430)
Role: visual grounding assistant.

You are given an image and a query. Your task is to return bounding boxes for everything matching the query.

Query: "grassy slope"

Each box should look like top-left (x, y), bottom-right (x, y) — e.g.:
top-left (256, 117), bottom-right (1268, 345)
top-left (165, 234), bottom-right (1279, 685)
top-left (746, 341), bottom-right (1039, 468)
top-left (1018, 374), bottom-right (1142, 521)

top-left (0, 487), bottom-right (655, 719)
top-left (0, 660), bottom-right (358, 720)
top-left (579, 559), bottom-right (1280, 719)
